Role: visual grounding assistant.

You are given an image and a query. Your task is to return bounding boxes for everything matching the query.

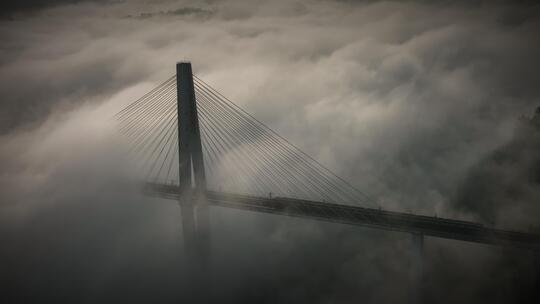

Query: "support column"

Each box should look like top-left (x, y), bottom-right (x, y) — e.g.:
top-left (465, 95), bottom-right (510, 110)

top-left (534, 250), bottom-right (540, 302)
top-left (177, 62), bottom-right (210, 264)
top-left (410, 233), bottom-right (424, 304)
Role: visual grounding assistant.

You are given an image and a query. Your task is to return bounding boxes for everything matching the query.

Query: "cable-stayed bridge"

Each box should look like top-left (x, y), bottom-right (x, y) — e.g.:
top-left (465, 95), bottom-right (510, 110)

top-left (115, 62), bottom-right (540, 300)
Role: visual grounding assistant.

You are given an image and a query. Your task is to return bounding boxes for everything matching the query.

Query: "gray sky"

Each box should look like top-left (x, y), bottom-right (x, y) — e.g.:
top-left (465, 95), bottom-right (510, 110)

top-left (1, 1), bottom-right (539, 303)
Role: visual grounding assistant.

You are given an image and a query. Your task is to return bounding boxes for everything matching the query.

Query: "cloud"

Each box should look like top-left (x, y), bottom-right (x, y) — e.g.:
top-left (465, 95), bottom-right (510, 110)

top-left (125, 6), bottom-right (214, 19)
top-left (0, 0), bottom-right (110, 18)
top-left (1, 0), bottom-right (539, 303)
top-left (455, 113), bottom-right (540, 229)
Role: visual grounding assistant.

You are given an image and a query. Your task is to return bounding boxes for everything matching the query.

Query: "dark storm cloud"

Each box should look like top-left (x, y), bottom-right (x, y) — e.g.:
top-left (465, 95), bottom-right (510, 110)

top-left (0, 0), bottom-right (110, 17)
top-left (1, 0), bottom-right (540, 303)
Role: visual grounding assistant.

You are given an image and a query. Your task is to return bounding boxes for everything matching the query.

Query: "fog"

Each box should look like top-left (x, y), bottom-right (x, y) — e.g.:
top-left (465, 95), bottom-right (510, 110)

top-left (1, 1), bottom-right (539, 303)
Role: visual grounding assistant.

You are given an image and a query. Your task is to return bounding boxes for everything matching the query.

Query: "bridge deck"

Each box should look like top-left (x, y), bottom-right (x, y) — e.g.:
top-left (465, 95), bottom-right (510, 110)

top-left (144, 183), bottom-right (540, 250)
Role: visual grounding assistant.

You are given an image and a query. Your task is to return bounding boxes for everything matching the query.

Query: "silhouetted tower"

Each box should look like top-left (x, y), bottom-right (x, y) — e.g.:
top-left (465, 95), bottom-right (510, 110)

top-left (177, 62), bottom-right (210, 264)
top-left (533, 106), bottom-right (540, 125)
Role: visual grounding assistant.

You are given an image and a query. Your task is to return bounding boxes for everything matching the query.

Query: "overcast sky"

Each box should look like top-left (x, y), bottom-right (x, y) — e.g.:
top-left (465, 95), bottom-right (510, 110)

top-left (1, 1), bottom-right (539, 303)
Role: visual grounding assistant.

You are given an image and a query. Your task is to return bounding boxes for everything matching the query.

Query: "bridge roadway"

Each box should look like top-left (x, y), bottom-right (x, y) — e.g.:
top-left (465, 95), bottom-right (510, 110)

top-left (144, 182), bottom-right (540, 250)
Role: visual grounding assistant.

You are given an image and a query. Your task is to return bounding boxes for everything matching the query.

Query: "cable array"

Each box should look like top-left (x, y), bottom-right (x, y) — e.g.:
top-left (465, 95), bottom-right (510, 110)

top-left (194, 76), bottom-right (379, 208)
top-left (115, 76), bottom-right (181, 185)
top-left (115, 74), bottom-right (381, 208)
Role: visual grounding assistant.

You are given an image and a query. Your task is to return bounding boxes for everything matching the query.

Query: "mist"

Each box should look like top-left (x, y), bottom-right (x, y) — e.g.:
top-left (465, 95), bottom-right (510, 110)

top-left (1, 1), bottom-right (540, 303)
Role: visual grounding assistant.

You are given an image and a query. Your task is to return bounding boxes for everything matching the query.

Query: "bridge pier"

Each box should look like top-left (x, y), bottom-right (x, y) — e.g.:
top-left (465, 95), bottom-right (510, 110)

top-left (179, 193), bottom-right (197, 258)
top-left (534, 250), bottom-right (540, 301)
top-left (179, 191), bottom-right (210, 263)
top-left (193, 193), bottom-right (211, 263)
top-left (410, 233), bottom-right (424, 304)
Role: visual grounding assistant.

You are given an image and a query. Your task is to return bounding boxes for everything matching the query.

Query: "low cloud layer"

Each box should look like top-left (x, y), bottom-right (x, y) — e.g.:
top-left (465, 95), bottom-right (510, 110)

top-left (1, 1), bottom-right (539, 303)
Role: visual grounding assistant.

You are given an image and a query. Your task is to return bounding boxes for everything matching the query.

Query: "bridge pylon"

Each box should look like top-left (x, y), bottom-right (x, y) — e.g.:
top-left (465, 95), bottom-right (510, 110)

top-left (176, 62), bottom-right (211, 267)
